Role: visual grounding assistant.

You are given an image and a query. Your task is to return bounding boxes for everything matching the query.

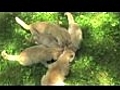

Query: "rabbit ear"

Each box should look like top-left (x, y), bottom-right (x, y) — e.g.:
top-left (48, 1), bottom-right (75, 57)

top-left (15, 17), bottom-right (30, 30)
top-left (1, 50), bottom-right (19, 61)
top-left (64, 12), bottom-right (75, 25)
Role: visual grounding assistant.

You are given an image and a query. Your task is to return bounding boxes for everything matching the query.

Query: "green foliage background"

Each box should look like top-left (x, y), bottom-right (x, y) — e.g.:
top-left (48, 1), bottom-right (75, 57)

top-left (0, 12), bottom-right (120, 85)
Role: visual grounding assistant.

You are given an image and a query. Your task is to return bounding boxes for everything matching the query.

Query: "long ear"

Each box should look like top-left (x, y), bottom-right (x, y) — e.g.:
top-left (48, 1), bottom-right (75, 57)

top-left (1, 50), bottom-right (19, 61)
top-left (64, 12), bottom-right (75, 25)
top-left (15, 17), bottom-right (31, 30)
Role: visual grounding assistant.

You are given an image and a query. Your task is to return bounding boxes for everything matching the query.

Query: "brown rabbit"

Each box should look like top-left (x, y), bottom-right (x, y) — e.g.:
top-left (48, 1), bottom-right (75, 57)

top-left (65, 12), bottom-right (83, 52)
top-left (15, 17), bottom-right (72, 48)
top-left (31, 31), bottom-right (60, 48)
top-left (1, 45), bottom-right (63, 67)
top-left (41, 49), bottom-right (75, 85)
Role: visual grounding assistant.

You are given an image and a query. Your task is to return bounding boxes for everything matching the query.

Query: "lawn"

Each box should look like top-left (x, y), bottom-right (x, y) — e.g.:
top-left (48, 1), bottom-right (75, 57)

top-left (0, 12), bottom-right (120, 85)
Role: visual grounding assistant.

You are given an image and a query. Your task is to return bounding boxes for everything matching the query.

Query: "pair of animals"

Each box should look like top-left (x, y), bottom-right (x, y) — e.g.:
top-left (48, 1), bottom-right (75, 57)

top-left (1, 12), bottom-right (83, 85)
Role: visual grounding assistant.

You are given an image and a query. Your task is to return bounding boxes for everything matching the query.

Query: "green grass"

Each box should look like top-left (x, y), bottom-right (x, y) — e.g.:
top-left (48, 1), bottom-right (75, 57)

top-left (0, 12), bottom-right (120, 85)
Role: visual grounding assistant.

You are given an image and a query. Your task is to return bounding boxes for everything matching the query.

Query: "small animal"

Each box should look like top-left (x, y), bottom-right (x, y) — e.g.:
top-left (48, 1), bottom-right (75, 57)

top-left (65, 12), bottom-right (83, 52)
top-left (15, 17), bottom-right (72, 48)
top-left (31, 30), bottom-right (60, 48)
top-left (41, 49), bottom-right (75, 86)
top-left (1, 45), bottom-right (63, 67)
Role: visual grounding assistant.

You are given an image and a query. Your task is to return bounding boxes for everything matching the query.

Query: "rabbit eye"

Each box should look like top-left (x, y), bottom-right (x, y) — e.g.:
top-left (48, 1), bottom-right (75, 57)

top-left (70, 54), bottom-right (74, 58)
top-left (69, 54), bottom-right (75, 62)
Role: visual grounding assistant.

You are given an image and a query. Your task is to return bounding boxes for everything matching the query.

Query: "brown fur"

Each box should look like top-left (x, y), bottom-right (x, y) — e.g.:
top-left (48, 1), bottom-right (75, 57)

top-left (15, 17), bottom-right (72, 48)
top-left (31, 32), bottom-right (59, 48)
top-left (41, 49), bottom-right (75, 85)
top-left (1, 45), bottom-right (63, 67)
top-left (65, 12), bottom-right (83, 51)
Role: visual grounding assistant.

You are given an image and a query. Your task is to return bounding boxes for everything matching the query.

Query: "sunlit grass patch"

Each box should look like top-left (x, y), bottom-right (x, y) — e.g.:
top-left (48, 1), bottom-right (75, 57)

top-left (72, 55), bottom-right (94, 69)
top-left (75, 12), bottom-right (119, 45)
top-left (19, 12), bottom-right (59, 24)
top-left (90, 13), bottom-right (110, 28)
top-left (96, 70), bottom-right (114, 85)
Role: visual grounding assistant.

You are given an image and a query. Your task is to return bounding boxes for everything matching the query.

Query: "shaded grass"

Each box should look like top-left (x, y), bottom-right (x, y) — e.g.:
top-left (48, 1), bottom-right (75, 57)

top-left (0, 12), bottom-right (120, 85)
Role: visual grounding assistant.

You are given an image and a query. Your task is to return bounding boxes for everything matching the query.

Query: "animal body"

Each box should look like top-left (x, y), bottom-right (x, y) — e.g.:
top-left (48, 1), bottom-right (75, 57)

top-left (41, 49), bottom-right (75, 86)
top-left (15, 17), bottom-right (72, 48)
top-left (1, 45), bottom-right (63, 67)
top-left (65, 12), bottom-right (83, 51)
